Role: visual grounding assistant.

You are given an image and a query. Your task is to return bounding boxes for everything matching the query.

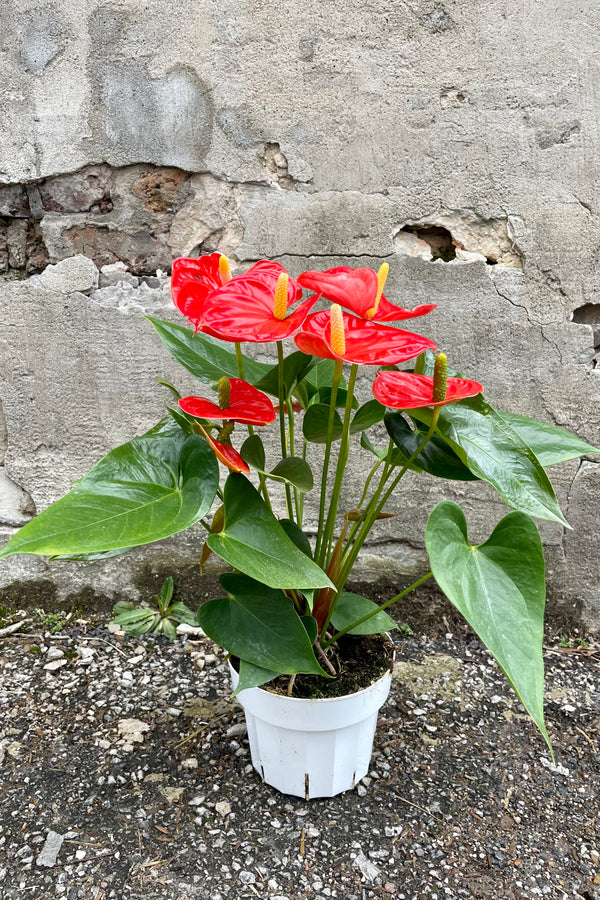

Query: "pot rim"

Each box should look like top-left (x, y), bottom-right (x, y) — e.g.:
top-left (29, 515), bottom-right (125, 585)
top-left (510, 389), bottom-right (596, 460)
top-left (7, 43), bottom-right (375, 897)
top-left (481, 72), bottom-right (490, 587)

top-left (229, 633), bottom-right (395, 705)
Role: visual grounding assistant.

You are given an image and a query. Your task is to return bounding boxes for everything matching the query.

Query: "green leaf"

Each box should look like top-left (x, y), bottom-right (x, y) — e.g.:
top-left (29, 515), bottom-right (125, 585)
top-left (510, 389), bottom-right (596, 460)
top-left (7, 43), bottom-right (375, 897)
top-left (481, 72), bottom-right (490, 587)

top-left (279, 519), bottom-right (313, 558)
top-left (413, 398), bottom-right (568, 525)
top-left (207, 475), bottom-right (333, 590)
top-left (304, 359), bottom-right (346, 392)
top-left (240, 434), bottom-right (266, 471)
top-left (0, 419), bottom-right (219, 559)
top-left (385, 412), bottom-right (478, 480)
top-left (197, 573), bottom-right (327, 675)
top-left (350, 400), bottom-right (386, 434)
top-left (160, 619), bottom-right (178, 640)
top-left (303, 404), bottom-right (343, 443)
top-left (146, 316), bottom-right (270, 385)
top-left (269, 458), bottom-right (314, 493)
top-left (158, 577), bottom-right (174, 611)
top-left (330, 592), bottom-right (397, 635)
top-left (166, 602), bottom-right (197, 626)
top-left (235, 659), bottom-right (279, 694)
top-left (254, 351), bottom-right (315, 398)
top-left (498, 411), bottom-right (600, 467)
top-left (111, 608), bottom-right (157, 627)
top-left (315, 387), bottom-right (357, 409)
top-left (425, 501), bottom-right (552, 754)
top-left (240, 437), bottom-right (313, 493)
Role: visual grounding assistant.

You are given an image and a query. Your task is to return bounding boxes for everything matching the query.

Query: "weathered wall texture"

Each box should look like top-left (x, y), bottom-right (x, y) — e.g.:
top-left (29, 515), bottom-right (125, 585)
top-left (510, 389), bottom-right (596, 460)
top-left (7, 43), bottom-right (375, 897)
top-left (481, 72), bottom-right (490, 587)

top-left (1, 0), bottom-right (599, 625)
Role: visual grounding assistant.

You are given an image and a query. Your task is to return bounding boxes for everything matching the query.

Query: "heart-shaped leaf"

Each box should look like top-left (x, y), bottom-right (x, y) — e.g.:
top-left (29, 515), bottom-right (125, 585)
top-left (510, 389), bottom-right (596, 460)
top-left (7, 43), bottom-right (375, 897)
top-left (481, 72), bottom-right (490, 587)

top-left (254, 350), bottom-right (315, 398)
top-left (146, 316), bottom-right (270, 385)
top-left (0, 419), bottom-right (219, 559)
top-left (235, 659), bottom-right (279, 694)
top-left (303, 404), bottom-right (343, 443)
top-left (330, 592), bottom-right (397, 635)
top-left (240, 434), bottom-right (266, 471)
top-left (207, 475), bottom-right (333, 590)
top-left (198, 573), bottom-right (327, 675)
top-left (385, 412), bottom-right (478, 480)
top-left (269, 458), bottom-right (314, 493)
top-left (498, 411), bottom-right (600, 467)
top-left (425, 501), bottom-right (552, 754)
top-left (413, 398), bottom-right (568, 525)
top-left (350, 400), bottom-right (386, 434)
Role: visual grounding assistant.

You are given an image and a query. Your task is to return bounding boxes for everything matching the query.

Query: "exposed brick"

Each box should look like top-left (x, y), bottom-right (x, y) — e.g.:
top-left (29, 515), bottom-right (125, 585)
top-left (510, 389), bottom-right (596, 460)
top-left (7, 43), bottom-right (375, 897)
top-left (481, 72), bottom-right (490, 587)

top-left (131, 168), bottom-right (191, 214)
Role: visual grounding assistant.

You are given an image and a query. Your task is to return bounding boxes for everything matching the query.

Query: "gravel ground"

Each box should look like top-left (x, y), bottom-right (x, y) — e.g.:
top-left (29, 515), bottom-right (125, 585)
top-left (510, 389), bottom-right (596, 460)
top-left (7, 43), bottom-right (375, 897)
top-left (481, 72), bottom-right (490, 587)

top-left (0, 604), bottom-right (599, 900)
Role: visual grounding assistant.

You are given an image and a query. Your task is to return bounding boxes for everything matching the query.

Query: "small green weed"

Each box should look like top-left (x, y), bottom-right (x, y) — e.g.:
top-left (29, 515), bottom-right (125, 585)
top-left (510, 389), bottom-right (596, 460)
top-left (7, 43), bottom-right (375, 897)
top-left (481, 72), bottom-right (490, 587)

top-left (398, 623), bottom-right (414, 637)
top-left (34, 608), bottom-right (67, 634)
top-left (110, 577), bottom-right (195, 640)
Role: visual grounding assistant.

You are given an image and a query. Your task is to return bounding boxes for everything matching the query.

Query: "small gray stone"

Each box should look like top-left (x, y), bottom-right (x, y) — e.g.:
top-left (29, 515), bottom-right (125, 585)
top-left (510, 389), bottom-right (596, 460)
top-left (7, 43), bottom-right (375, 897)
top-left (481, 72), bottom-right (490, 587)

top-left (239, 871), bottom-right (256, 884)
top-left (46, 647), bottom-right (65, 661)
top-left (36, 831), bottom-right (64, 867)
top-left (43, 659), bottom-right (68, 672)
top-left (38, 255), bottom-right (99, 294)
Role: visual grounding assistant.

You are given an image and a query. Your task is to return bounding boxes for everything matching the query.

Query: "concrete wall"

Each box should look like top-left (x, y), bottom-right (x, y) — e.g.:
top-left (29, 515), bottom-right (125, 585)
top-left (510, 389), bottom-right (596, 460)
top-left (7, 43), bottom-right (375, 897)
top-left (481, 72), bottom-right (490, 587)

top-left (1, 0), bottom-right (599, 626)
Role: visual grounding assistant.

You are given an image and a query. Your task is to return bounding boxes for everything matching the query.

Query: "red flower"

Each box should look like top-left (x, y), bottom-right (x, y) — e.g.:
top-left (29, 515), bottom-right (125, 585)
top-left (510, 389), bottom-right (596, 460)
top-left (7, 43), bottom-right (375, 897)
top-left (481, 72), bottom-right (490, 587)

top-left (294, 306), bottom-right (436, 365)
top-left (171, 253), bottom-right (227, 335)
top-left (372, 371), bottom-right (483, 409)
top-left (196, 425), bottom-right (249, 474)
top-left (200, 266), bottom-right (317, 343)
top-left (179, 378), bottom-right (275, 425)
top-left (297, 265), bottom-right (437, 322)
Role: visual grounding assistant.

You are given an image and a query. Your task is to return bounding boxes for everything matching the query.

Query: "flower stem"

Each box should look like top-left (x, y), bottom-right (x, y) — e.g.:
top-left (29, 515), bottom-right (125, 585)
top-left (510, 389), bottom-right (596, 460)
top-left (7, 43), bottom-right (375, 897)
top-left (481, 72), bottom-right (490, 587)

top-left (318, 363), bottom-right (358, 567)
top-left (314, 359), bottom-right (344, 562)
top-left (277, 341), bottom-right (294, 519)
top-left (321, 571), bottom-right (434, 648)
top-left (337, 408), bottom-right (441, 591)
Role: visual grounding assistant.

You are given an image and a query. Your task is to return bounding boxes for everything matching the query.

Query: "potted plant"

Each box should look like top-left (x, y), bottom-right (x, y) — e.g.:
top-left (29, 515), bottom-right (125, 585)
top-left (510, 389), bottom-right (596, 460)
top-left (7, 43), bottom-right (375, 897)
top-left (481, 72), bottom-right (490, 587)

top-left (0, 254), bottom-right (596, 798)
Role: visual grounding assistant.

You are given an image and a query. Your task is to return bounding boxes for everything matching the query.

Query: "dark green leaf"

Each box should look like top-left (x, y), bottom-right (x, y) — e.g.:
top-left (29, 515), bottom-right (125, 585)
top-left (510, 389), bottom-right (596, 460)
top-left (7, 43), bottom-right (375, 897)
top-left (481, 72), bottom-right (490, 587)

top-left (412, 398), bottom-right (568, 525)
top-left (254, 351), bottom-right (315, 398)
top-left (350, 400), bottom-right (386, 434)
top-left (279, 519), bottom-right (313, 558)
top-left (498, 411), bottom-right (600, 467)
top-left (0, 419), bottom-right (219, 559)
top-left (269, 458), bottom-right (314, 493)
top-left (330, 592), bottom-right (397, 635)
top-left (235, 659), bottom-right (279, 694)
top-left (207, 475), bottom-right (333, 590)
top-left (197, 573), bottom-right (327, 675)
top-left (425, 501), bottom-right (551, 754)
top-left (385, 412), bottom-right (478, 480)
top-left (240, 434), bottom-right (266, 471)
top-left (300, 614), bottom-right (318, 644)
top-left (146, 316), bottom-right (270, 385)
top-left (303, 404), bottom-right (343, 443)
top-left (315, 387), bottom-right (357, 409)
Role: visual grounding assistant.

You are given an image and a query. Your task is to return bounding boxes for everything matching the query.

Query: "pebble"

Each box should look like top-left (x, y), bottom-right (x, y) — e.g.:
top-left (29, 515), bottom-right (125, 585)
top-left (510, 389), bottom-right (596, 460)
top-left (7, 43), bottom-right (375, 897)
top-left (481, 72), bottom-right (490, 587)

top-left (215, 800), bottom-right (231, 817)
top-left (46, 647), bottom-right (65, 661)
top-left (43, 659), bottom-right (68, 672)
top-left (239, 871), bottom-right (256, 884)
top-left (36, 831), bottom-right (64, 868)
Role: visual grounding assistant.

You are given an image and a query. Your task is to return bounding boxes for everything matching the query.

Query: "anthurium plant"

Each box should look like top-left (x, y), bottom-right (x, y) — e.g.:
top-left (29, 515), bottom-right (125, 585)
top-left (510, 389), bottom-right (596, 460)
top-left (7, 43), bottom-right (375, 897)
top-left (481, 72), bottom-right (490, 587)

top-left (1, 254), bottom-right (597, 755)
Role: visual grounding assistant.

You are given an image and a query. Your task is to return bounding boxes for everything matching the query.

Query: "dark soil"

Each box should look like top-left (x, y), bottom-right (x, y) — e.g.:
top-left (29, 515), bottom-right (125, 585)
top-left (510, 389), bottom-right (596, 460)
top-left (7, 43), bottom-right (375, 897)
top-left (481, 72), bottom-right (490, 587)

top-left (266, 633), bottom-right (394, 699)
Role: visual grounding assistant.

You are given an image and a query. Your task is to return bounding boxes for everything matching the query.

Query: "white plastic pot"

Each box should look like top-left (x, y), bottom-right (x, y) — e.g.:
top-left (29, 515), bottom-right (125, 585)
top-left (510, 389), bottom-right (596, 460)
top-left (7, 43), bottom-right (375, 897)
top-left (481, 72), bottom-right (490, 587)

top-left (229, 660), bottom-right (392, 799)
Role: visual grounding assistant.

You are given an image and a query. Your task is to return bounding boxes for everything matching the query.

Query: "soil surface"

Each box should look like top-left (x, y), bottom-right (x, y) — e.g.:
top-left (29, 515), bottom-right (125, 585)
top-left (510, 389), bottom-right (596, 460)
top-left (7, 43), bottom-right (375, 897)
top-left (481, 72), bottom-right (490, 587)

top-left (0, 593), bottom-right (599, 900)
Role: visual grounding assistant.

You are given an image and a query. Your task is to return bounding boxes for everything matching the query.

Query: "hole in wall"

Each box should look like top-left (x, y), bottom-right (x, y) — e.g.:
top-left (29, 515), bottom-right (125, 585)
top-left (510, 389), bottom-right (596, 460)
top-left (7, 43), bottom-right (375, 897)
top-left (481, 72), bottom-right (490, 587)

top-left (571, 303), bottom-right (600, 368)
top-left (393, 214), bottom-right (523, 268)
top-left (398, 225), bottom-right (456, 262)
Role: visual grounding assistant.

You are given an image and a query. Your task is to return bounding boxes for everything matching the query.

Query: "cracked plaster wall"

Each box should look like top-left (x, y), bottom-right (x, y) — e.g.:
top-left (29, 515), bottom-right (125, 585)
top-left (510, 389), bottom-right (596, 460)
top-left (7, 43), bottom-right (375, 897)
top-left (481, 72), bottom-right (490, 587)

top-left (1, 0), bottom-right (599, 626)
